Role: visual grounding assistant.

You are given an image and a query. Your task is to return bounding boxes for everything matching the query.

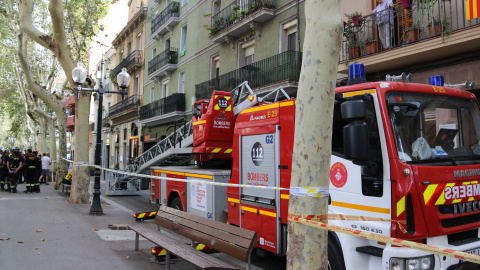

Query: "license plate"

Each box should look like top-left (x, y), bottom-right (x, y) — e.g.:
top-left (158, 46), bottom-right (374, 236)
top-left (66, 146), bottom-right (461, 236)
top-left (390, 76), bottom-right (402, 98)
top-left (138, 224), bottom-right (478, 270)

top-left (459, 248), bottom-right (480, 263)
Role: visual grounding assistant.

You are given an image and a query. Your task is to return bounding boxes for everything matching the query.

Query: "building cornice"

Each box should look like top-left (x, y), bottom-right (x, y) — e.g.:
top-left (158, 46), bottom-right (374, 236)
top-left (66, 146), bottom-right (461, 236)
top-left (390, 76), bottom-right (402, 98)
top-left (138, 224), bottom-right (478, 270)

top-left (113, 7), bottom-right (148, 45)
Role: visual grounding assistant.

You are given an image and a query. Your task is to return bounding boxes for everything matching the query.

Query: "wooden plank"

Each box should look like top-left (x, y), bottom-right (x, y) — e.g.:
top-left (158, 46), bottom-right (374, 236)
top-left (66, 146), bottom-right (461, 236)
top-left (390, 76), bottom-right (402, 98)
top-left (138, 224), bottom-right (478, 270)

top-left (155, 216), bottom-right (252, 262)
top-left (155, 212), bottom-right (253, 249)
top-left (159, 205), bottom-right (256, 239)
top-left (128, 224), bottom-right (240, 270)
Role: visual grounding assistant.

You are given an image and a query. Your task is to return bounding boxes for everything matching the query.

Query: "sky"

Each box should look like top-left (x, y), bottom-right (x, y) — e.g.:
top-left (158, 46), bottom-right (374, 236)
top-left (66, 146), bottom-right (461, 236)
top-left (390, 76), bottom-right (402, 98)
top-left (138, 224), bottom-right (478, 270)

top-left (88, 0), bottom-right (129, 75)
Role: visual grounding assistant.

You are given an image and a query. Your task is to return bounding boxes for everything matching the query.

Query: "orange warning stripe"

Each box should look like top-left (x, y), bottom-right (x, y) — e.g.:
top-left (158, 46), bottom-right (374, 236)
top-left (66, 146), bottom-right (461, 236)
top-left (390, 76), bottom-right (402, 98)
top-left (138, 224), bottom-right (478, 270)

top-left (331, 201), bottom-right (390, 214)
top-left (288, 216), bottom-right (480, 265)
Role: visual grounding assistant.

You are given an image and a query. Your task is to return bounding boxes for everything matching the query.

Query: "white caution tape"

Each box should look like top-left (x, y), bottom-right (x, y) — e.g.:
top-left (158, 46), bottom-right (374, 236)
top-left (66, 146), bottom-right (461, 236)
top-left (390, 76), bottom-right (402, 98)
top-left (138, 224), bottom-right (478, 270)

top-left (61, 158), bottom-right (329, 195)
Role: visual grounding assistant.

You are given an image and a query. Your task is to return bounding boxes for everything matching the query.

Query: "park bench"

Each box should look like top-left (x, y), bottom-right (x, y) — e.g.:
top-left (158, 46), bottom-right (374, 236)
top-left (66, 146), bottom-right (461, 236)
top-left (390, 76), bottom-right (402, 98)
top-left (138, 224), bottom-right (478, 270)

top-left (61, 182), bottom-right (71, 192)
top-left (109, 205), bottom-right (257, 270)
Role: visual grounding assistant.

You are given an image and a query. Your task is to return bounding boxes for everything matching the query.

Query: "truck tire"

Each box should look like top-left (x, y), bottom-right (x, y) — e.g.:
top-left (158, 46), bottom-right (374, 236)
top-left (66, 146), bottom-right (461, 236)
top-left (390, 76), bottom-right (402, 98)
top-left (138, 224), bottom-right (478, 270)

top-left (170, 197), bottom-right (184, 211)
top-left (328, 238), bottom-right (346, 270)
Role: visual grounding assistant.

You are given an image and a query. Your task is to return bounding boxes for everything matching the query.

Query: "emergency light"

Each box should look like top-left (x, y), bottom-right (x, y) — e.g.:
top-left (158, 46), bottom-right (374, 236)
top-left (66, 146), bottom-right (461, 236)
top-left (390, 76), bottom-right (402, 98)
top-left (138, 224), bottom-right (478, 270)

top-left (347, 63), bottom-right (367, 85)
top-left (429, 75), bottom-right (444, 86)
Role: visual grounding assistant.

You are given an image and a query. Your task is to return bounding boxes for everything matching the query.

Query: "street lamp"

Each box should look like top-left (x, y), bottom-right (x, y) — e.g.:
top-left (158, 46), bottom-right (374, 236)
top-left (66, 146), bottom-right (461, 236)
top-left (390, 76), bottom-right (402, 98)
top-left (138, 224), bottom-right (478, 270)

top-left (72, 57), bottom-right (130, 216)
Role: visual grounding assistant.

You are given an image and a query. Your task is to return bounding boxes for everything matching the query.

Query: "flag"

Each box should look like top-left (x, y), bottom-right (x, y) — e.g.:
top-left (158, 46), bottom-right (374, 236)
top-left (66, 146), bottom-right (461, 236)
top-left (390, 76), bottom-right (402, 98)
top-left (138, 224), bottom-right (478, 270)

top-left (466, 0), bottom-right (480, 20)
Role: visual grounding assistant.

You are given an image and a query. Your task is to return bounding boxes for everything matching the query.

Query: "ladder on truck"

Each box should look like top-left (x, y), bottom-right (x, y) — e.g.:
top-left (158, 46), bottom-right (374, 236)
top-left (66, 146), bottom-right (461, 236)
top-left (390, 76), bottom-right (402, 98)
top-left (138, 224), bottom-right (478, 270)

top-left (106, 81), bottom-right (292, 196)
top-left (106, 120), bottom-right (194, 196)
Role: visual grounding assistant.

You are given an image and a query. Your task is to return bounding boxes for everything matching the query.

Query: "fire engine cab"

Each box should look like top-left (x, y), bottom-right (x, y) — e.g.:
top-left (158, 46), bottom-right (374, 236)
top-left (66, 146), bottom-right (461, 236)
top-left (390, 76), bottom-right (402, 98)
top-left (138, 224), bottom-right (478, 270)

top-left (151, 64), bottom-right (480, 270)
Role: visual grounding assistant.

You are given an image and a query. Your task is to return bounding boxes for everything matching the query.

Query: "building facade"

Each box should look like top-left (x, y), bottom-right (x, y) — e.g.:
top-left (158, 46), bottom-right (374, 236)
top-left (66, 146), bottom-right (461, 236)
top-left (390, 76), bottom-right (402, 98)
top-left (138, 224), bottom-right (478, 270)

top-left (141, 0), bottom-right (305, 153)
top-left (108, 1), bottom-right (148, 170)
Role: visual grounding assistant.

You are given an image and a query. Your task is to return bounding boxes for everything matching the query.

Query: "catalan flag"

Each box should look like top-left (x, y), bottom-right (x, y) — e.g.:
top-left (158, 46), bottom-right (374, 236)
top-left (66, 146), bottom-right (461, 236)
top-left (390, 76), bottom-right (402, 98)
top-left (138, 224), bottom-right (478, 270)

top-left (466, 0), bottom-right (480, 20)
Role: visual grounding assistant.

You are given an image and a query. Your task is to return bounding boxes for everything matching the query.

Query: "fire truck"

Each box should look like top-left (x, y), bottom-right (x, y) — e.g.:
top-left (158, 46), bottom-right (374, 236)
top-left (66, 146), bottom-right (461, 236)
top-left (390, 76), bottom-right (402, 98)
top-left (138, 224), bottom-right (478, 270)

top-left (147, 64), bottom-right (480, 270)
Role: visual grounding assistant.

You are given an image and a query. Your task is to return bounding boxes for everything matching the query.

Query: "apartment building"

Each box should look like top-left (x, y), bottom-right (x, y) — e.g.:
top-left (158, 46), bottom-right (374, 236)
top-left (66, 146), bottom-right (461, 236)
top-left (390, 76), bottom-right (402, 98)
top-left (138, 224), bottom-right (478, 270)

top-left (108, 0), bottom-right (148, 170)
top-left (340, 0), bottom-right (480, 96)
top-left (141, 0), bottom-right (305, 153)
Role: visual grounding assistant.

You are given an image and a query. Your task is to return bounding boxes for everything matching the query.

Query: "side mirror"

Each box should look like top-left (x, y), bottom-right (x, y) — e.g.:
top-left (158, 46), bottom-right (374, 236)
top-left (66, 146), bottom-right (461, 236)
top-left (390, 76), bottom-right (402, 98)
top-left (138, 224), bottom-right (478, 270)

top-left (342, 100), bottom-right (369, 161)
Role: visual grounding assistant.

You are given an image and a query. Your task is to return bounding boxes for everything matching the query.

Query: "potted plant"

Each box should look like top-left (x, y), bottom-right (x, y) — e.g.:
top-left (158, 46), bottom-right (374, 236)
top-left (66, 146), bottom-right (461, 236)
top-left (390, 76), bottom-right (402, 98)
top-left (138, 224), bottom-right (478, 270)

top-left (89, 166), bottom-right (96, 176)
top-left (345, 11), bottom-right (363, 27)
top-left (404, 24), bottom-right (421, 43)
top-left (428, 18), bottom-right (450, 37)
top-left (401, 0), bottom-right (412, 8)
top-left (364, 38), bottom-right (381, 54)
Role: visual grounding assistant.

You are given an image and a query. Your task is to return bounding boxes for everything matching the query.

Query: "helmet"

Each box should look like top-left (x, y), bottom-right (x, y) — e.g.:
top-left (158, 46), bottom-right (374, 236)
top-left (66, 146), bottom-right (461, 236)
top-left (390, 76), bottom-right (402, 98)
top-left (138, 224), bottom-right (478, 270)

top-left (14, 147), bottom-right (20, 151)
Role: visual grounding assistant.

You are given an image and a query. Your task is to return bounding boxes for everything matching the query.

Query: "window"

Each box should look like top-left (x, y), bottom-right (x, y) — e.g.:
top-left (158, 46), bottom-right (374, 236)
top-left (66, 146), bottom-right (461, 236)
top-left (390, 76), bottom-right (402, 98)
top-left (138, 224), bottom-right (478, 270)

top-left (181, 0), bottom-right (187, 7)
top-left (150, 86), bottom-right (155, 102)
top-left (119, 50), bottom-right (124, 61)
top-left (178, 70), bottom-right (185, 93)
top-left (162, 80), bottom-right (169, 98)
top-left (239, 40), bottom-right (254, 67)
top-left (127, 42), bottom-right (132, 55)
top-left (281, 19), bottom-right (298, 52)
top-left (179, 25), bottom-right (187, 57)
top-left (107, 102), bottom-right (111, 116)
top-left (211, 55), bottom-right (220, 79)
top-left (134, 75), bottom-right (140, 97)
top-left (165, 38), bottom-right (171, 51)
top-left (136, 34), bottom-right (142, 50)
top-left (152, 48), bottom-right (156, 59)
top-left (212, 0), bottom-right (221, 15)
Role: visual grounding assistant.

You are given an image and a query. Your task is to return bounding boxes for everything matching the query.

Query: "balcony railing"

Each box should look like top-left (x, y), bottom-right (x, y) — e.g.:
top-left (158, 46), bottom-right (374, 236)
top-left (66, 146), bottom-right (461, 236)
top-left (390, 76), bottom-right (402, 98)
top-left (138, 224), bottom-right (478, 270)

top-left (139, 93), bottom-right (186, 120)
top-left (209, 0), bottom-right (275, 36)
top-left (341, 0), bottom-right (480, 62)
top-left (109, 95), bottom-right (141, 117)
top-left (111, 50), bottom-right (143, 79)
top-left (195, 50), bottom-right (301, 100)
top-left (148, 48), bottom-right (179, 75)
top-left (151, 1), bottom-right (180, 34)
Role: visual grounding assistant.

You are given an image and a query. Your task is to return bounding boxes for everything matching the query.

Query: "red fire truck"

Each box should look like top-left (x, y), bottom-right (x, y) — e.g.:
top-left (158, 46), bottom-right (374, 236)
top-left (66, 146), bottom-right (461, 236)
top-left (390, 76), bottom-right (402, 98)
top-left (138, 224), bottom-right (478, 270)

top-left (150, 65), bottom-right (480, 270)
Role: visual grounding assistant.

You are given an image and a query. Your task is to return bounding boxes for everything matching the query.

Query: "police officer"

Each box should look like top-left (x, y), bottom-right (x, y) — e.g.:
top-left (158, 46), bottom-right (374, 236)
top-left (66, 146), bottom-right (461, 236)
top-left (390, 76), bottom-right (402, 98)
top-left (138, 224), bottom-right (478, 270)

top-left (1, 150), bottom-right (10, 191)
top-left (7, 147), bottom-right (24, 193)
top-left (24, 149), bottom-right (38, 193)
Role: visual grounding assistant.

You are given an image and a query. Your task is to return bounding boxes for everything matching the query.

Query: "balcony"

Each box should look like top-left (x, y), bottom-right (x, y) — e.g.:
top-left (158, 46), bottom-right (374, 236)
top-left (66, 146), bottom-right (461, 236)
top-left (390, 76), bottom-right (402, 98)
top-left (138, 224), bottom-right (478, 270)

top-left (111, 50), bottom-right (143, 80)
top-left (140, 93), bottom-right (186, 126)
top-left (195, 50), bottom-right (301, 100)
top-left (148, 48), bottom-right (178, 81)
top-left (102, 117), bottom-right (111, 129)
top-left (151, 1), bottom-right (180, 40)
top-left (109, 95), bottom-right (141, 118)
top-left (209, 0), bottom-right (275, 44)
top-left (65, 96), bottom-right (75, 111)
top-left (67, 116), bottom-right (75, 132)
top-left (339, 0), bottom-right (480, 74)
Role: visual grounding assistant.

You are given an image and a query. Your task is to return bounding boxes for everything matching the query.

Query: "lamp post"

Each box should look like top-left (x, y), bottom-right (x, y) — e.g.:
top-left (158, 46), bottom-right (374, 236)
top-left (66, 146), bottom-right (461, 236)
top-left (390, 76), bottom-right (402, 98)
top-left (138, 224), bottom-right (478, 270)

top-left (72, 56), bottom-right (130, 215)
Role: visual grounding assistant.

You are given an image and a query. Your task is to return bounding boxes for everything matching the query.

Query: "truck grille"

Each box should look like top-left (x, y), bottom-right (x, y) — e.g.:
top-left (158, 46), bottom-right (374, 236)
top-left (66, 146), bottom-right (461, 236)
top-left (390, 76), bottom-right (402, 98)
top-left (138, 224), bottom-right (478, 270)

top-left (447, 229), bottom-right (479, 246)
top-left (441, 212), bottom-right (480, 228)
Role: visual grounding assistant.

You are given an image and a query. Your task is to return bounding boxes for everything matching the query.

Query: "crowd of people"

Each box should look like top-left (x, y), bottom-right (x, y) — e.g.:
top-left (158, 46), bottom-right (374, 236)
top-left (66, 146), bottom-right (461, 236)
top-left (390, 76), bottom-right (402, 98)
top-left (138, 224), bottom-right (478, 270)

top-left (0, 148), bottom-right (52, 193)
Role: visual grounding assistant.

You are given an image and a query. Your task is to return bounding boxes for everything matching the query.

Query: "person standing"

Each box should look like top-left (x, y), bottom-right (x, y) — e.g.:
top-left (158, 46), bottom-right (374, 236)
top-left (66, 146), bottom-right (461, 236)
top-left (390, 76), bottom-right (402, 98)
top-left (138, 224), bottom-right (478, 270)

top-left (7, 147), bottom-right (24, 193)
top-left (34, 152), bottom-right (42, 192)
top-left (1, 150), bottom-right (10, 191)
top-left (23, 149), bottom-right (39, 193)
top-left (41, 153), bottom-right (52, 185)
top-left (367, 0), bottom-right (394, 49)
top-left (0, 150), bottom-right (4, 191)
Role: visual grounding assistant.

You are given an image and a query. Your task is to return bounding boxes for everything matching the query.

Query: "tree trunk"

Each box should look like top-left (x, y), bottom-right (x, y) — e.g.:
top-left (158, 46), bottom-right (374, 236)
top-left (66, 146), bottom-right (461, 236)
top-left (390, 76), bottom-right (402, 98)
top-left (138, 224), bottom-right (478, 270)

top-left (69, 91), bottom-right (92, 204)
top-left (38, 117), bottom-right (48, 154)
top-left (286, 0), bottom-right (343, 269)
top-left (48, 117), bottom-right (57, 160)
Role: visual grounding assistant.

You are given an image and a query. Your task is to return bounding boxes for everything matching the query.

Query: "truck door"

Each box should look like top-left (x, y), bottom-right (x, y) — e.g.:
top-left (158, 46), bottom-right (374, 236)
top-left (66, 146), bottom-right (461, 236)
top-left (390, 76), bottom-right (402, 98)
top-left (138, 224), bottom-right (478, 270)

top-left (239, 130), bottom-right (281, 254)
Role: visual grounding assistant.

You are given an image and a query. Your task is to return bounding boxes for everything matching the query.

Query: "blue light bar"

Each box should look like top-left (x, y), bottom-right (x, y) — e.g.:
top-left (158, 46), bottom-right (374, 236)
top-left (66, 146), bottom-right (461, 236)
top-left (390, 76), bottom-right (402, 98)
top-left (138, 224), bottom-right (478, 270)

top-left (348, 63), bottom-right (365, 80)
top-left (430, 75), bottom-right (444, 86)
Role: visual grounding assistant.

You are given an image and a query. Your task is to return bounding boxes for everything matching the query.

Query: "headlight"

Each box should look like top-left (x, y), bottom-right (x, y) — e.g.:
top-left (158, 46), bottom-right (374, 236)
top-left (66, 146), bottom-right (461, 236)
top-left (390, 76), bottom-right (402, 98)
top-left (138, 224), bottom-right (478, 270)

top-left (390, 255), bottom-right (434, 270)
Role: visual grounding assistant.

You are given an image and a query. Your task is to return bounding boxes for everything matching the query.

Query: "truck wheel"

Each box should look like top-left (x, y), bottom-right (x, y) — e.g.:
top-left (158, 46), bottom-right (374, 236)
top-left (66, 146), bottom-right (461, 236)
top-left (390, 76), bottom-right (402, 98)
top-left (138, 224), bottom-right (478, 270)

top-left (328, 238), bottom-right (346, 270)
top-left (170, 197), bottom-right (184, 211)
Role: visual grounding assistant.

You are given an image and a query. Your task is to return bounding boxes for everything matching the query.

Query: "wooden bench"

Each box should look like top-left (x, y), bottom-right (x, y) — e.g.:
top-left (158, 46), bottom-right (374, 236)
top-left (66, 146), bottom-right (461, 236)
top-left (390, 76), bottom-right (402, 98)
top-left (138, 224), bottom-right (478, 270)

top-left (110, 205), bottom-right (257, 270)
top-left (61, 183), bottom-right (71, 192)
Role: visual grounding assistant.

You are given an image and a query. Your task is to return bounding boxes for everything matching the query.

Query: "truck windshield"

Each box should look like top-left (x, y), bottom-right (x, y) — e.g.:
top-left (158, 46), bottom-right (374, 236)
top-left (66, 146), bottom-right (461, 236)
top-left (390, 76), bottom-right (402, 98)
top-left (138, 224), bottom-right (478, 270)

top-left (386, 91), bottom-right (480, 164)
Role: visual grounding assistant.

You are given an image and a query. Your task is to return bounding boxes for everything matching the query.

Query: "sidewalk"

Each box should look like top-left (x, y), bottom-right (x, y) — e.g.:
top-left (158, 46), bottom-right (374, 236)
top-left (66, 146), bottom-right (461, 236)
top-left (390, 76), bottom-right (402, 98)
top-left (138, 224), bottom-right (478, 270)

top-left (0, 182), bottom-right (191, 270)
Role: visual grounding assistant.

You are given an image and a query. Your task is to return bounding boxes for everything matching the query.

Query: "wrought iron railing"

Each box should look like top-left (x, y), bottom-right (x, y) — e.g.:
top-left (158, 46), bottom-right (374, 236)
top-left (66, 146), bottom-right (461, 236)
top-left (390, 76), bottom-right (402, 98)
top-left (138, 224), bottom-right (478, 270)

top-left (209, 0), bottom-right (275, 36)
top-left (148, 48), bottom-right (179, 75)
top-left (341, 0), bottom-right (480, 62)
top-left (139, 93), bottom-right (186, 120)
top-left (195, 50), bottom-right (301, 100)
top-left (109, 95), bottom-right (141, 117)
top-left (151, 1), bottom-right (180, 34)
top-left (111, 50), bottom-right (143, 79)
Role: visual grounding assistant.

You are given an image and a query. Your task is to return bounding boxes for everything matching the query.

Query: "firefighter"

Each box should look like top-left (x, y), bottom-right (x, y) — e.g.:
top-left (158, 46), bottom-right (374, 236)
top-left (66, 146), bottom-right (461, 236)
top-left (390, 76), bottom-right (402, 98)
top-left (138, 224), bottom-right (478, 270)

top-left (23, 149), bottom-right (37, 193)
top-left (1, 150), bottom-right (10, 192)
top-left (32, 151), bottom-right (41, 193)
top-left (7, 147), bottom-right (24, 193)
